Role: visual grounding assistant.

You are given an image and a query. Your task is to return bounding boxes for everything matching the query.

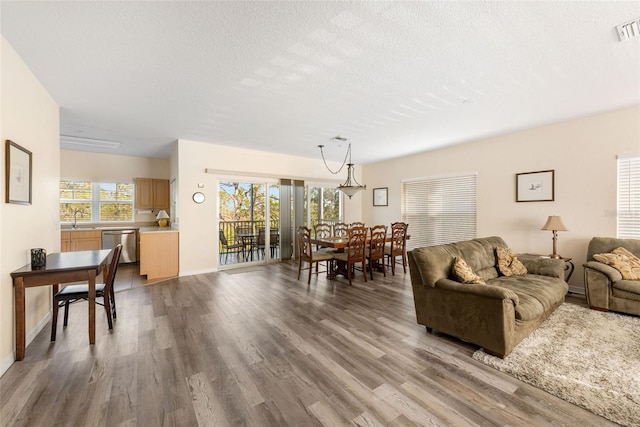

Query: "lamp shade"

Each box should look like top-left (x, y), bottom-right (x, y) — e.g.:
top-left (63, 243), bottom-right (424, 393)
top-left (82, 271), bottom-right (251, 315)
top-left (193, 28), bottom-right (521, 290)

top-left (541, 215), bottom-right (568, 231)
top-left (156, 210), bottom-right (170, 220)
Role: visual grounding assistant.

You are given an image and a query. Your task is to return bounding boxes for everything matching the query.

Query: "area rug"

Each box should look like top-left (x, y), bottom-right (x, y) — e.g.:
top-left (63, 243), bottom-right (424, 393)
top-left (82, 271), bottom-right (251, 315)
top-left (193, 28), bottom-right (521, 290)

top-left (472, 303), bottom-right (640, 427)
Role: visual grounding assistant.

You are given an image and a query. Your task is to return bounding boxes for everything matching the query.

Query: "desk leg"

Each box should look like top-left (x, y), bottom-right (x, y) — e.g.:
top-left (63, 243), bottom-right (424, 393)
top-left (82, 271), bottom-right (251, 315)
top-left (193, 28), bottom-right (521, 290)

top-left (14, 277), bottom-right (25, 361)
top-left (88, 270), bottom-right (96, 345)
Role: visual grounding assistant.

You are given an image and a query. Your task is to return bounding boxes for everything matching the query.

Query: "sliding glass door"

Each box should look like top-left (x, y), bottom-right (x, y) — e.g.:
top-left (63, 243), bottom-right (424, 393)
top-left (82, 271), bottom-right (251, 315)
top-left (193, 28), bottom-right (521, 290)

top-left (218, 179), bottom-right (279, 266)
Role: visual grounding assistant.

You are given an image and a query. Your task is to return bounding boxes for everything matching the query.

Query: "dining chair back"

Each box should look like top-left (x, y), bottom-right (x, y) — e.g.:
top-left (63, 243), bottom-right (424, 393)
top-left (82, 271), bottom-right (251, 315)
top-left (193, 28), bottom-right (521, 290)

top-left (256, 228), bottom-right (267, 258)
top-left (51, 244), bottom-right (123, 341)
top-left (332, 226), bottom-right (368, 285)
top-left (385, 222), bottom-right (409, 275)
top-left (333, 222), bottom-right (348, 237)
top-left (296, 226), bottom-right (334, 284)
top-left (220, 229), bottom-right (244, 262)
top-left (314, 223), bottom-right (333, 251)
top-left (349, 221), bottom-right (365, 230)
top-left (366, 225), bottom-right (387, 280)
top-left (269, 229), bottom-right (279, 258)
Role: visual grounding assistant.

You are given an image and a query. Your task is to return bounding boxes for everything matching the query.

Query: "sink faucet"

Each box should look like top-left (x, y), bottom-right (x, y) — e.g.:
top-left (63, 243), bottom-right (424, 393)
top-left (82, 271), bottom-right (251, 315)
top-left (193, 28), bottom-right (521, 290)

top-left (72, 209), bottom-right (83, 229)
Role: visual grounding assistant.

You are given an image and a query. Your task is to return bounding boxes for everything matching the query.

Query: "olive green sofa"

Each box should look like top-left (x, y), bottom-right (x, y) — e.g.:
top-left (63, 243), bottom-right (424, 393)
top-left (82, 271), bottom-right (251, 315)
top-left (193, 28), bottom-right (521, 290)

top-left (583, 237), bottom-right (640, 316)
top-left (408, 236), bottom-right (568, 358)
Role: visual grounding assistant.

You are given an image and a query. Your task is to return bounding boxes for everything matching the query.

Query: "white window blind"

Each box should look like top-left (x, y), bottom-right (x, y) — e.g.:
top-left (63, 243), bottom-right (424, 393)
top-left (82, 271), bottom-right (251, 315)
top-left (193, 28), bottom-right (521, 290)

top-left (402, 173), bottom-right (477, 249)
top-left (617, 156), bottom-right (640, 238)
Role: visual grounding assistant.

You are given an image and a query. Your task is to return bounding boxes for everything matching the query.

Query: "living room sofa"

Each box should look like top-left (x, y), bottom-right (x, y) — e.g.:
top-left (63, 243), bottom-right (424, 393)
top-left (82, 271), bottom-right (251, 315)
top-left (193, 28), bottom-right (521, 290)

top-left (583, 237), bottom-right (640, 316)
top-left (408, 236), bottom-right (568, 358)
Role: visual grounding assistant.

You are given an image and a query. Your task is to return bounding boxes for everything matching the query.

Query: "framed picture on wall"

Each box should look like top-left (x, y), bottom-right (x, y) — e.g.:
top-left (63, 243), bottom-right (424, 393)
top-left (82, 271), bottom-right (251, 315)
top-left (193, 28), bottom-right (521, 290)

top-left (5, 140), bottom-right (32, 205)
top-left (516, 170), bottom-right (554, 202)
top-left (373, 187), bottom-right (388, 206)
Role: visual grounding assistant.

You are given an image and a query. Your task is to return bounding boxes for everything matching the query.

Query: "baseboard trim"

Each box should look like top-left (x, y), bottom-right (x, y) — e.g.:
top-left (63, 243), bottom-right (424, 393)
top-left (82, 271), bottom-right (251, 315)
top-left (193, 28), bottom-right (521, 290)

top-left (568, 286), bottom-right (585, 295)
top-left (0, 311), bottom-right (51, 378)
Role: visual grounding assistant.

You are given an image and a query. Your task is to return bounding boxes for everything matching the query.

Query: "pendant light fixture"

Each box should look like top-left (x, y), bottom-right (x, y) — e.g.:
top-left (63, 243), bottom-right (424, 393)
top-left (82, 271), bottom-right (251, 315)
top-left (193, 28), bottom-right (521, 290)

top-left (318, 136), bottom-right (366, 198)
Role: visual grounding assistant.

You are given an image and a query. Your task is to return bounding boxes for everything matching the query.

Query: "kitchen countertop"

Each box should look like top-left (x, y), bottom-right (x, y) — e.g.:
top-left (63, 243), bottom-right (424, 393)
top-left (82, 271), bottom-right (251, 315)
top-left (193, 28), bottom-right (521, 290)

top-left (138, 226), bottom-right (178, 233)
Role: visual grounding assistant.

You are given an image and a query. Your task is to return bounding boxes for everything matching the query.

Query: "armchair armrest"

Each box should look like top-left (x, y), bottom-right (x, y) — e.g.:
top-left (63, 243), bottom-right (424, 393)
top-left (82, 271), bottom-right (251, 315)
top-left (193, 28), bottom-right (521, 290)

top-left (436, 278), bottom-right (519, 306)
top-left (520, 257), bottom-right (565, 279)
top-left (583, 261), bottom-right (623, 282)
top-left (583, 261), bottom-right (620, 310)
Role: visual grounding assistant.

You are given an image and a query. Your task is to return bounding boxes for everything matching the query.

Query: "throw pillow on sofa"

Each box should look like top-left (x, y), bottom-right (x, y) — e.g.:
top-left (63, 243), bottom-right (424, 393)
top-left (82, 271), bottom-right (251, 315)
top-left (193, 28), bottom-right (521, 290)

top-left (594, 248), bottom-right (640, 280)
top-left (452, 257), bottom-right (486, 285)
top-left (496, 247), bottom-right (528, 276)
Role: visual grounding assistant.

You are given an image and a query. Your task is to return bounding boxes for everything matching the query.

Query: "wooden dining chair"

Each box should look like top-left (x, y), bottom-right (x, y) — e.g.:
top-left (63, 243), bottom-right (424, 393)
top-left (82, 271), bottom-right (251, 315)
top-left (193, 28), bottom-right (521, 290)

top-left (333, 226), bottom-right (368, 285)
top-left (385, 222), bottom-right (408, 275)
top-left (349, 221), bottom-right (365, 230)
top-left (51, 244), bottom-right (123, 341)
top-left (333, 222), bottom-right (348, 237)
top-left (296, 226), bottom-right (334, 284)
top-left (314, 223), bottom-right (334, 252)
top-left (366, 225), bottom-right (387, 280)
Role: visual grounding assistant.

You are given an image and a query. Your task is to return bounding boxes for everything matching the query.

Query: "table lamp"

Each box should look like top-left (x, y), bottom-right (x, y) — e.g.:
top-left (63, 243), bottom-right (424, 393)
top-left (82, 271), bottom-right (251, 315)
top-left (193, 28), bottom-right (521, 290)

top-left (156, 210), bottom-right (170, 227)
top-left (541, 215), bottom-right (568, 259)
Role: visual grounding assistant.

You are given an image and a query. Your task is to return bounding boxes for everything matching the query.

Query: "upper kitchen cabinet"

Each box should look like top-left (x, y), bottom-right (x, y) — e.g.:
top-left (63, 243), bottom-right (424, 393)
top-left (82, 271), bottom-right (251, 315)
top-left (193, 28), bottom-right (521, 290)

top-left (135, 178), bottom-right (170, 210)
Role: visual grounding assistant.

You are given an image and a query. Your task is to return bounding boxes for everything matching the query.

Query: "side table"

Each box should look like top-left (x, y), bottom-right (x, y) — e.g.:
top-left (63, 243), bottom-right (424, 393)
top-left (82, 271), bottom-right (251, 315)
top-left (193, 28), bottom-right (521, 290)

top-left (517, 253), bottom-right (574, 282)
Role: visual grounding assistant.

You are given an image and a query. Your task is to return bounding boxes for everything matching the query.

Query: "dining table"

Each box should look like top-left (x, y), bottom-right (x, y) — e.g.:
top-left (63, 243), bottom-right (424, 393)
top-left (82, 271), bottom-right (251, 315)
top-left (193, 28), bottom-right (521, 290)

top-left (311, 234), bottom-right (410, 279)
top-left (10, 249), bottom-right (112, 360)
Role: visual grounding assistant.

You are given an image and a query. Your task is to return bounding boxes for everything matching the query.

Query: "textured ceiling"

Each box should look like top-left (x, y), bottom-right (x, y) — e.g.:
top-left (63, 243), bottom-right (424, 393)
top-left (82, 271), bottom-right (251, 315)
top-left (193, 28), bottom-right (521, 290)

top-left (1, 1), bottom-right (639, 163)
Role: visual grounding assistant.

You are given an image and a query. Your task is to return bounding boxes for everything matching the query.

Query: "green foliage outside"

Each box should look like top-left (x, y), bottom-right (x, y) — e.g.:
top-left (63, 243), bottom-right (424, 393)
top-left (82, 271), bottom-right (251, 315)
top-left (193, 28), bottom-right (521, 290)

top-left (59, 180), bottom-right (134, 222)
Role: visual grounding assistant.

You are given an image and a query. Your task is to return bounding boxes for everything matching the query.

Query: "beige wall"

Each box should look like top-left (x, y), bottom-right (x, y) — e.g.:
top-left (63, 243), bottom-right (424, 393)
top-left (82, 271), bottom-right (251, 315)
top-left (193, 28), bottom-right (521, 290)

top-left (175, 139), bottom-right (362, 276)
top-left (60, 150), bottom-right (170, 223)
top-left (362, 106), bottom-right (640, 290)
top-left (1, 37), bottom-right (60, 372)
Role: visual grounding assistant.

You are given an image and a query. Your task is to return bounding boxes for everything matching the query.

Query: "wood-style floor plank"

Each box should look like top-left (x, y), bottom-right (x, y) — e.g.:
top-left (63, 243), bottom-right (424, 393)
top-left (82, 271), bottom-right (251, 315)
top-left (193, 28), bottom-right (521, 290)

top-left (0, 262), bottom-right (616, 426)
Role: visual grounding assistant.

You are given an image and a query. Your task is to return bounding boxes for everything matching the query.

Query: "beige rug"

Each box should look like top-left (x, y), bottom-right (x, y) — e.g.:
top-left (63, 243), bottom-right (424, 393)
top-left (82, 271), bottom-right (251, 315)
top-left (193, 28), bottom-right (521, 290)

top-left (472, 303), bottom-right (640, 427)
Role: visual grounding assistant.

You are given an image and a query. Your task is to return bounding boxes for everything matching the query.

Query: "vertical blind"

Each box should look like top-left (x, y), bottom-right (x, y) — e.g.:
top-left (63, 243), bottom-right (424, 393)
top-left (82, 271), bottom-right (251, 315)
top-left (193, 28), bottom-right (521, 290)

top-left (617, 156), bottom-right (640, 238)
top-left (402, 173), bottom-right (477, 249)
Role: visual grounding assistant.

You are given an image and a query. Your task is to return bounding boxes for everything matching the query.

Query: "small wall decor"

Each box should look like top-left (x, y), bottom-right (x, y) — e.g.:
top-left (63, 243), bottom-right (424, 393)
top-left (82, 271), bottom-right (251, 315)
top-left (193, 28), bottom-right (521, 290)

top-left (192, 192), bottom-right (205, 204)
top-left (516, 170), bottom-right (554, 202)
top-left (5, 140), bottom-right (32, 205)
top-left (373, 187), bottom-right (388, 206)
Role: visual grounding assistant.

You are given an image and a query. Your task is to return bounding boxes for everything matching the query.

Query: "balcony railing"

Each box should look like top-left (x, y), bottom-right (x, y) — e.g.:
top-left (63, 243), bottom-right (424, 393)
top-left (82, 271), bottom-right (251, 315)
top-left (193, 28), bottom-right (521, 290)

top-left (219, 220), bottom-right (280, 264)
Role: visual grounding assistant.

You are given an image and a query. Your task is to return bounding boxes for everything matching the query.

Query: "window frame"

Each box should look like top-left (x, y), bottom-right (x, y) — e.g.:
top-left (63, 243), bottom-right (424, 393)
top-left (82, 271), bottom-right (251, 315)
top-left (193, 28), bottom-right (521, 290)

top-left (401, 172), bottom-right (477, 249)
top-left (60, 179), bottom-right (135, 224)
top-left (617, 155), bottom-right (640, 239)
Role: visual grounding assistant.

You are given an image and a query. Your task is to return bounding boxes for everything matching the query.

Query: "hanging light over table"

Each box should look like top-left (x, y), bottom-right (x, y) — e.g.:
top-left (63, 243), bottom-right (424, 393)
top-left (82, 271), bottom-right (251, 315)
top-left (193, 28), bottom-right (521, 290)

top-left (318, 137), bottom-right (366, 198)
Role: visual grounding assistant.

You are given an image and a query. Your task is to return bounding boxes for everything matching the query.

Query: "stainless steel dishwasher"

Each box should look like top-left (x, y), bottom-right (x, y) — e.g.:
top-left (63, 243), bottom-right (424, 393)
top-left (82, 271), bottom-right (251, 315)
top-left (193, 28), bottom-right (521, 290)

top-left (102, 229), bottom-right (137, 263)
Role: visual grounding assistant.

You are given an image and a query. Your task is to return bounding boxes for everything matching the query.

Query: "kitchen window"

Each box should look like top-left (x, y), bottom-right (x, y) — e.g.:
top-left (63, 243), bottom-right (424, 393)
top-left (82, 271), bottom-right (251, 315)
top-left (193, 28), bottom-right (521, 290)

top-left (60, 180), bottom-right (134, 223)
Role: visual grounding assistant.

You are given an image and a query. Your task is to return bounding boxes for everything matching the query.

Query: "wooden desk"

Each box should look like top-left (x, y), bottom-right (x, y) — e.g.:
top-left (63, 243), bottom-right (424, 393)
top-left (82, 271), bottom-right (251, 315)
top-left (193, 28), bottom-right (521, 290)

top-left (11, 249), bottom-right (112, 361)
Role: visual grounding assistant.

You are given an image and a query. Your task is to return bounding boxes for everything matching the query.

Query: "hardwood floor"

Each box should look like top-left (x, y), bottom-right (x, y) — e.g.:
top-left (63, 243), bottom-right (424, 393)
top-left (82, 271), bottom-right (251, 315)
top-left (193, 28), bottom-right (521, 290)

top-left (0, 261), bottom-right (614, 426)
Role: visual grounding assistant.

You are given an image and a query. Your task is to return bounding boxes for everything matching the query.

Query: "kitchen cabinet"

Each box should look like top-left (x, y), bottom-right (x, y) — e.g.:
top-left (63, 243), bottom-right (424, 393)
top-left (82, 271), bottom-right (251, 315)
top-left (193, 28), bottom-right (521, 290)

top-left (135, 178), bottom-right (169, 210)
top-left (139, 229), bottom-right (179, 280)
top-left (61, 230), bottom-right (102, 252)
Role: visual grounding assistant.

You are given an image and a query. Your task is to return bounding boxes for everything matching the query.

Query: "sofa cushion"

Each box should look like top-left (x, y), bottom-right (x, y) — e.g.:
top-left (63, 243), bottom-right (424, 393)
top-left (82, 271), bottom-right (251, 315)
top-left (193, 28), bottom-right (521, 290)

top-left (593, 251), bottom-right (640, 280)
top-left (496, 247), bottom-right (528, 276)
top-left (612, 280), bottom-right (640, 301)
top-left (488, 275), bottom-right (568, 321)
top-left (452, 257), bottom-right (486, 285)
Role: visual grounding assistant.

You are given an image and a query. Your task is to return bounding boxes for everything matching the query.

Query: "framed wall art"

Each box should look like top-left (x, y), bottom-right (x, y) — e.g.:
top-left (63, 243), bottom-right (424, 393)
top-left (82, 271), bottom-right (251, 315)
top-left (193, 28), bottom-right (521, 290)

top-left (516, 169), bottom-right (554, 202)
top-left (5, 140), bottom-right (32, 205)
top-left (373, 187), bottom-right (388, 206)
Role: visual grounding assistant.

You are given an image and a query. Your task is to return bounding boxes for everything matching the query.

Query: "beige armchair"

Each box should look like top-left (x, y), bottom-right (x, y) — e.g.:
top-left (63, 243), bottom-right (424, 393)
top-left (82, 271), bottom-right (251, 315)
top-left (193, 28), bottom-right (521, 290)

top-left (583, 237), bottom-right (640, 316)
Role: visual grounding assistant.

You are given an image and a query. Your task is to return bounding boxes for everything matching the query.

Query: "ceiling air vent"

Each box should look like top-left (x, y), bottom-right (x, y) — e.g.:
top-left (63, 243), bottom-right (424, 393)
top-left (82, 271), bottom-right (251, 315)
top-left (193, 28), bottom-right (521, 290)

top-left (617, 18), bottom-right (640, 41)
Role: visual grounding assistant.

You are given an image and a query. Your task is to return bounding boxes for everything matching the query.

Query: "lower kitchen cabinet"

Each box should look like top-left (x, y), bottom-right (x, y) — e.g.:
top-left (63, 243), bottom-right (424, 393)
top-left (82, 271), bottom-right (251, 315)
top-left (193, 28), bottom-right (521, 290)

top-left (61, 230), bottom-right (102, 252)
top-left (139, 229), bottom-right (179, 280)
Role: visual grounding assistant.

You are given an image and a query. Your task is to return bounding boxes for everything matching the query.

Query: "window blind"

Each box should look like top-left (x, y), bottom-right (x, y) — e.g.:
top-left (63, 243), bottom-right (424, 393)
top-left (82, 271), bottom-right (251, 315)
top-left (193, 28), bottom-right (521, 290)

top-left (617, 156), bottom-right (640, 238)
top-left (402, 173), bottom-right (477, 249)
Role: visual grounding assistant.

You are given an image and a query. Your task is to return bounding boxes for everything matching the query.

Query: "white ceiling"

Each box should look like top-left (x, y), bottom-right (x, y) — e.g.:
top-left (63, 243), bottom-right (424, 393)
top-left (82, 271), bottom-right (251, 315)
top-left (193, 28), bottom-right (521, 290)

top-left (2, 1), bottom-right (639, 163)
